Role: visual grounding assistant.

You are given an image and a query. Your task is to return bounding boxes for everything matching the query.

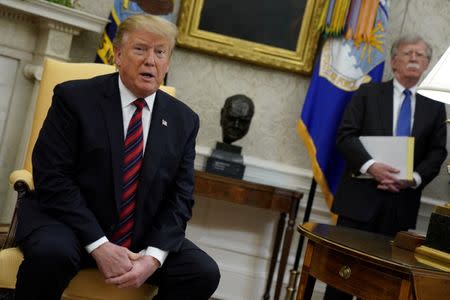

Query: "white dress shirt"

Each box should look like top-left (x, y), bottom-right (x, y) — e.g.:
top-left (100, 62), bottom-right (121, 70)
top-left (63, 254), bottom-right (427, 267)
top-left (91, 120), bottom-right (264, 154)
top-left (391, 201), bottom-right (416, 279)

top-left (85, 76), bottom-right (168, 266)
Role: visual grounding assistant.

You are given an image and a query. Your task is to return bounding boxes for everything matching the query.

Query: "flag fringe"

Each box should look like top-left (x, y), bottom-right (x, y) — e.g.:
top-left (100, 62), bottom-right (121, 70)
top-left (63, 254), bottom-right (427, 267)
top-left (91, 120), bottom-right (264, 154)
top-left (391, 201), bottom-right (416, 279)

top-left (319, 0), bottom-right (381, 44)
top-left (297, 120), bottom-right (333, 209)
top-left (297, 120), bottom-right (338, 223)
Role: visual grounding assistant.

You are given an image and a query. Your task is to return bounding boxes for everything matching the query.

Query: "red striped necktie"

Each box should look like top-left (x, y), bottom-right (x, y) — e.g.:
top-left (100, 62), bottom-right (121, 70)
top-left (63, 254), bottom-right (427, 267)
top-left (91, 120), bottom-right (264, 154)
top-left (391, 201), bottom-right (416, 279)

top-left (112, 98), bottom-right (146, 248)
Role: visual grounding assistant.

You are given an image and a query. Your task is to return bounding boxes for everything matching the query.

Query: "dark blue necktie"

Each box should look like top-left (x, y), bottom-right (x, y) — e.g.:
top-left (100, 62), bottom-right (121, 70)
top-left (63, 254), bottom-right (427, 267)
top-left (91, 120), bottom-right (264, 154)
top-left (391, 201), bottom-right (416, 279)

top-left (396, 89), bottom-right (412, 136)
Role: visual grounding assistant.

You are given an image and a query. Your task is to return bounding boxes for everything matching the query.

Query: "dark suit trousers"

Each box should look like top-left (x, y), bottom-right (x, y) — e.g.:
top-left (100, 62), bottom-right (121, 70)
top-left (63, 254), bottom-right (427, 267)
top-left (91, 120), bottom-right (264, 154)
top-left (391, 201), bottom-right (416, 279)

top-left (15, 223), bottom-right (220, 300)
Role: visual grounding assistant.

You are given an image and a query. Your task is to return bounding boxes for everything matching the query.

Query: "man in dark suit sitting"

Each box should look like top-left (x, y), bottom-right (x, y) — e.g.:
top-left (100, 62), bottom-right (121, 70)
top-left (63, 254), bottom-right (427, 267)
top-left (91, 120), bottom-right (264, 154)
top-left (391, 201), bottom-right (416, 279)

top-left (15, 14), bottom-right (220, 300)
top-left (325, 35), bottom-right (447, 299)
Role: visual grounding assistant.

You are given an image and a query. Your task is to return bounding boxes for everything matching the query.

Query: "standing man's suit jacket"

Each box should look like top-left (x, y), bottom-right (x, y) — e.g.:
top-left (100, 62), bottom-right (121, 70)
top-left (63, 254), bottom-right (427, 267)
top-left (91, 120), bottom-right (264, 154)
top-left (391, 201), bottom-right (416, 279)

top-left (17, 73), bottom-right (200, 253)
top-left (332, 80), bottom-right (447, 229)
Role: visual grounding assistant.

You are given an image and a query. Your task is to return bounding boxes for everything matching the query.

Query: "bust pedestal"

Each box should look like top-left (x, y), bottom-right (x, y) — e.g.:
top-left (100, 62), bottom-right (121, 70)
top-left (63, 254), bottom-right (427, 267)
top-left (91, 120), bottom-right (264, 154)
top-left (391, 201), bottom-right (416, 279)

top-left (205, 142), bottom-right (245, 179)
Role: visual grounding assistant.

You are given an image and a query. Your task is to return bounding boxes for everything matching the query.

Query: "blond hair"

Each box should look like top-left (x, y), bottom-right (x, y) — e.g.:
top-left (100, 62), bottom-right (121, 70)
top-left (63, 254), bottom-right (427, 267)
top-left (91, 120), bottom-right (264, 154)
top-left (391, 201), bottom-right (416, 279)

top-left (113, 14), bottom-right (178, 52)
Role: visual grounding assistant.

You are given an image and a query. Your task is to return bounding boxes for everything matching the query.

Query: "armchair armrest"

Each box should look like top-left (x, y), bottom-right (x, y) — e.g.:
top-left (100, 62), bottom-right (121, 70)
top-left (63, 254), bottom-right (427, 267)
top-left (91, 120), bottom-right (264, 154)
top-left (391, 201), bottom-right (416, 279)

top-left (9, 169), bottom-right (34, 192)
top-left (2, 170), bottom-right (34, 249)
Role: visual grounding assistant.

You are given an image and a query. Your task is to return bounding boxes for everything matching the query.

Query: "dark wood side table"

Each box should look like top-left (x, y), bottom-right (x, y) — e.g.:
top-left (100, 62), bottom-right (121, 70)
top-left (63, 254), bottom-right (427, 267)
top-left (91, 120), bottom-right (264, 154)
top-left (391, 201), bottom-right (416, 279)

top-left (295, 222), bottom-right (450, 300)
top-left (194, 170), bottom-right (303, 300)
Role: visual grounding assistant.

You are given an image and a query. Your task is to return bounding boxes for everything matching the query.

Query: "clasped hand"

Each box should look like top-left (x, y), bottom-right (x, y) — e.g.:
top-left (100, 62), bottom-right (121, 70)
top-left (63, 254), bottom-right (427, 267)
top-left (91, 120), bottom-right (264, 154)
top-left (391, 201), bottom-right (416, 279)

top-left (91, 242), bottom-right (160, 288)
top-left (367, 162), bottom-right (415, 192)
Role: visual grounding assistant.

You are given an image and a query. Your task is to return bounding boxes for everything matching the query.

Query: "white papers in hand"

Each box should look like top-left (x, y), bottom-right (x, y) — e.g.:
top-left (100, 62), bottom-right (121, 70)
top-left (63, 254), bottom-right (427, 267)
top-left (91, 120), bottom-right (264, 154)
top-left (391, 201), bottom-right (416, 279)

top-left (359, 136), bottom-right (414, 180)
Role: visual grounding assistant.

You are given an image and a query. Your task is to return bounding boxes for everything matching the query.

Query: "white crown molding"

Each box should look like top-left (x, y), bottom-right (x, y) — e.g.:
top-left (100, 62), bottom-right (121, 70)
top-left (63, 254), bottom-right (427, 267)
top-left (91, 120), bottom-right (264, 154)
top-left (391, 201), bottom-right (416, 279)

top-left (0, 0), bottom-right (108, 33)
top-left (421, 195), bottom-right (447, 207)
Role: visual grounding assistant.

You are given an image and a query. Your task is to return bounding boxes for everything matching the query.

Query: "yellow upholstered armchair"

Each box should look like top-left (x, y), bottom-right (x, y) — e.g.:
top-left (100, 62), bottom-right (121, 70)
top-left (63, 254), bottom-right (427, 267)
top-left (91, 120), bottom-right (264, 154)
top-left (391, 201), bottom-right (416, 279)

top-left (0, 58), bottom-right (175, 300)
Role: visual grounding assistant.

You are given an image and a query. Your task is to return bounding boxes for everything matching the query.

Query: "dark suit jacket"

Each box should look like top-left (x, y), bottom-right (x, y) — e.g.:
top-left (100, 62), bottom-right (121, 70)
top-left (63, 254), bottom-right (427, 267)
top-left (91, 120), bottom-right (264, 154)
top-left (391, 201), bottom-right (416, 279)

top-left (16, 73), bottom-right (199, 253)
top-left (332, 80), bottom-right (447, 229)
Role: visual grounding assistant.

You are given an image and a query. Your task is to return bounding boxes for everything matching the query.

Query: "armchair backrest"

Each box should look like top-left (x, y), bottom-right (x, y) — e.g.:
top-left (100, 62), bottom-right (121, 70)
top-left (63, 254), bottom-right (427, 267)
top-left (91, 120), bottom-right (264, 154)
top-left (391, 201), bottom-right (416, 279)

top-left (23, 58), bottom-right (175, 173)
top-left (23, 59), bottom-right (115, 172)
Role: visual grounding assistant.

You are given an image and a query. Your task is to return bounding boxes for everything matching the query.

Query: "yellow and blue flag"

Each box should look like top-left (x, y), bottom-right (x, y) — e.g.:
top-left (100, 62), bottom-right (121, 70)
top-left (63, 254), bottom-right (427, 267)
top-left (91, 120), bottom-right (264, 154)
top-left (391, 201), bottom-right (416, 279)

top-left (95, 0), bottom-right (144, 64)
top-left (298, 0), bottom-right (389, 210)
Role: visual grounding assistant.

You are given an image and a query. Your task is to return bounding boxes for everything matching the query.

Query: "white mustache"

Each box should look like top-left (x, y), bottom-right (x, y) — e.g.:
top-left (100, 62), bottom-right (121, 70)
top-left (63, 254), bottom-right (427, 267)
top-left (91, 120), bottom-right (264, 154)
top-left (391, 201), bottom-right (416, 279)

top-left (406, 63), bottom-right (420, 69)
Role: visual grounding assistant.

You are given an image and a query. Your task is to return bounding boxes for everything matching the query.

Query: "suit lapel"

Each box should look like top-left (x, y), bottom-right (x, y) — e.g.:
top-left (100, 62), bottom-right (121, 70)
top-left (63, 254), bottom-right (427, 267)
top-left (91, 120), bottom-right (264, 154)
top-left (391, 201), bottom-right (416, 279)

top-left (378, 80), bottom-right (394, 135)
top-left (136, 90), bottom-right (169, 212)
top-left (412, 94), bottom-right (426, 137)
top-left (98, 73), bottom-right (124, 212)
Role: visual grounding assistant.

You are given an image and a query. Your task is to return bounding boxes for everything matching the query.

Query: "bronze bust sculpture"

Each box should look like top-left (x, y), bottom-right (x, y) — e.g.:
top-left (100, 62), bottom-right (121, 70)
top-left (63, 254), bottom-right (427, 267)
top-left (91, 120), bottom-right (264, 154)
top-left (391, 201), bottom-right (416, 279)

top-left (206, 94), bottom-right (254, 179)
top-left (220, 94), bottom-right (255, 144)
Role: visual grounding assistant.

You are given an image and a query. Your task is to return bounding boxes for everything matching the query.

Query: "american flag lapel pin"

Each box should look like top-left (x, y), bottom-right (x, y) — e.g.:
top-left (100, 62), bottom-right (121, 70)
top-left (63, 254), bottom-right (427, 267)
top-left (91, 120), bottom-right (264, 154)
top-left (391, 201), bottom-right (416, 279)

top-left (162, 119), bottom-right (168, 126)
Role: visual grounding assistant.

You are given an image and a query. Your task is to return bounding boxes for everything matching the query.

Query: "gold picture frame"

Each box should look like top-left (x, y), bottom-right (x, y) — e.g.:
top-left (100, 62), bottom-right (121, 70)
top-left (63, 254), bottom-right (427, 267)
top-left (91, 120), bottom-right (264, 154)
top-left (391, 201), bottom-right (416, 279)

top-left (176, 0), bottom-right (324, 74)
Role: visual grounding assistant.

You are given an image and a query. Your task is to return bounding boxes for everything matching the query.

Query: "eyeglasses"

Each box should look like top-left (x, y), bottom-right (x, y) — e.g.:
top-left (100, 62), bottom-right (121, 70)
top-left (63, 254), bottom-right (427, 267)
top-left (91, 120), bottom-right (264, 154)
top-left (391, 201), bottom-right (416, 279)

top-left (399, 50), bottom-right (428, 60)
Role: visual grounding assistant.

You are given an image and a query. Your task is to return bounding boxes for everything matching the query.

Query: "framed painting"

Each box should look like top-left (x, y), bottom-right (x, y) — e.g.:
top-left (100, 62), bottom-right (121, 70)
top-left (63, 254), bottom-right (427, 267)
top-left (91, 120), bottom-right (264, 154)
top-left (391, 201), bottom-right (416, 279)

top-left (176, 0), bottom-right (325, 74)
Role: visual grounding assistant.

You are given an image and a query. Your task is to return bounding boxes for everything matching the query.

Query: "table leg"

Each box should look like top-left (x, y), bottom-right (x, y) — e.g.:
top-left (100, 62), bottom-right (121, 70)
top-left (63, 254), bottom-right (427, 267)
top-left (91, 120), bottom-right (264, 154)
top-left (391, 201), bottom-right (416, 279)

top-left (274, 197), bottom-right (300, 300)
top-left (398, 279), bottom-right (413, 300)
top-left (263, 212), bottom-right (286, 300)
top-left (296, 242), bottom-right (315, 300)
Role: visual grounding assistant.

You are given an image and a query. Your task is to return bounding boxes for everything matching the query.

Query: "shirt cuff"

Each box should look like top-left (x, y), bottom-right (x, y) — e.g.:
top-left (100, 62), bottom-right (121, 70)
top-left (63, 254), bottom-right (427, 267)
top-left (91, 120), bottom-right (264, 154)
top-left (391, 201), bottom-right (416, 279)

top-left (143, 247), bottom-right (168, 267)
top-left (360, 159), bottom-right (376, 174)
top-left (412, 172), bottom-right (422, 188)
top-left (85, 236), bottom-right (109, 253)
